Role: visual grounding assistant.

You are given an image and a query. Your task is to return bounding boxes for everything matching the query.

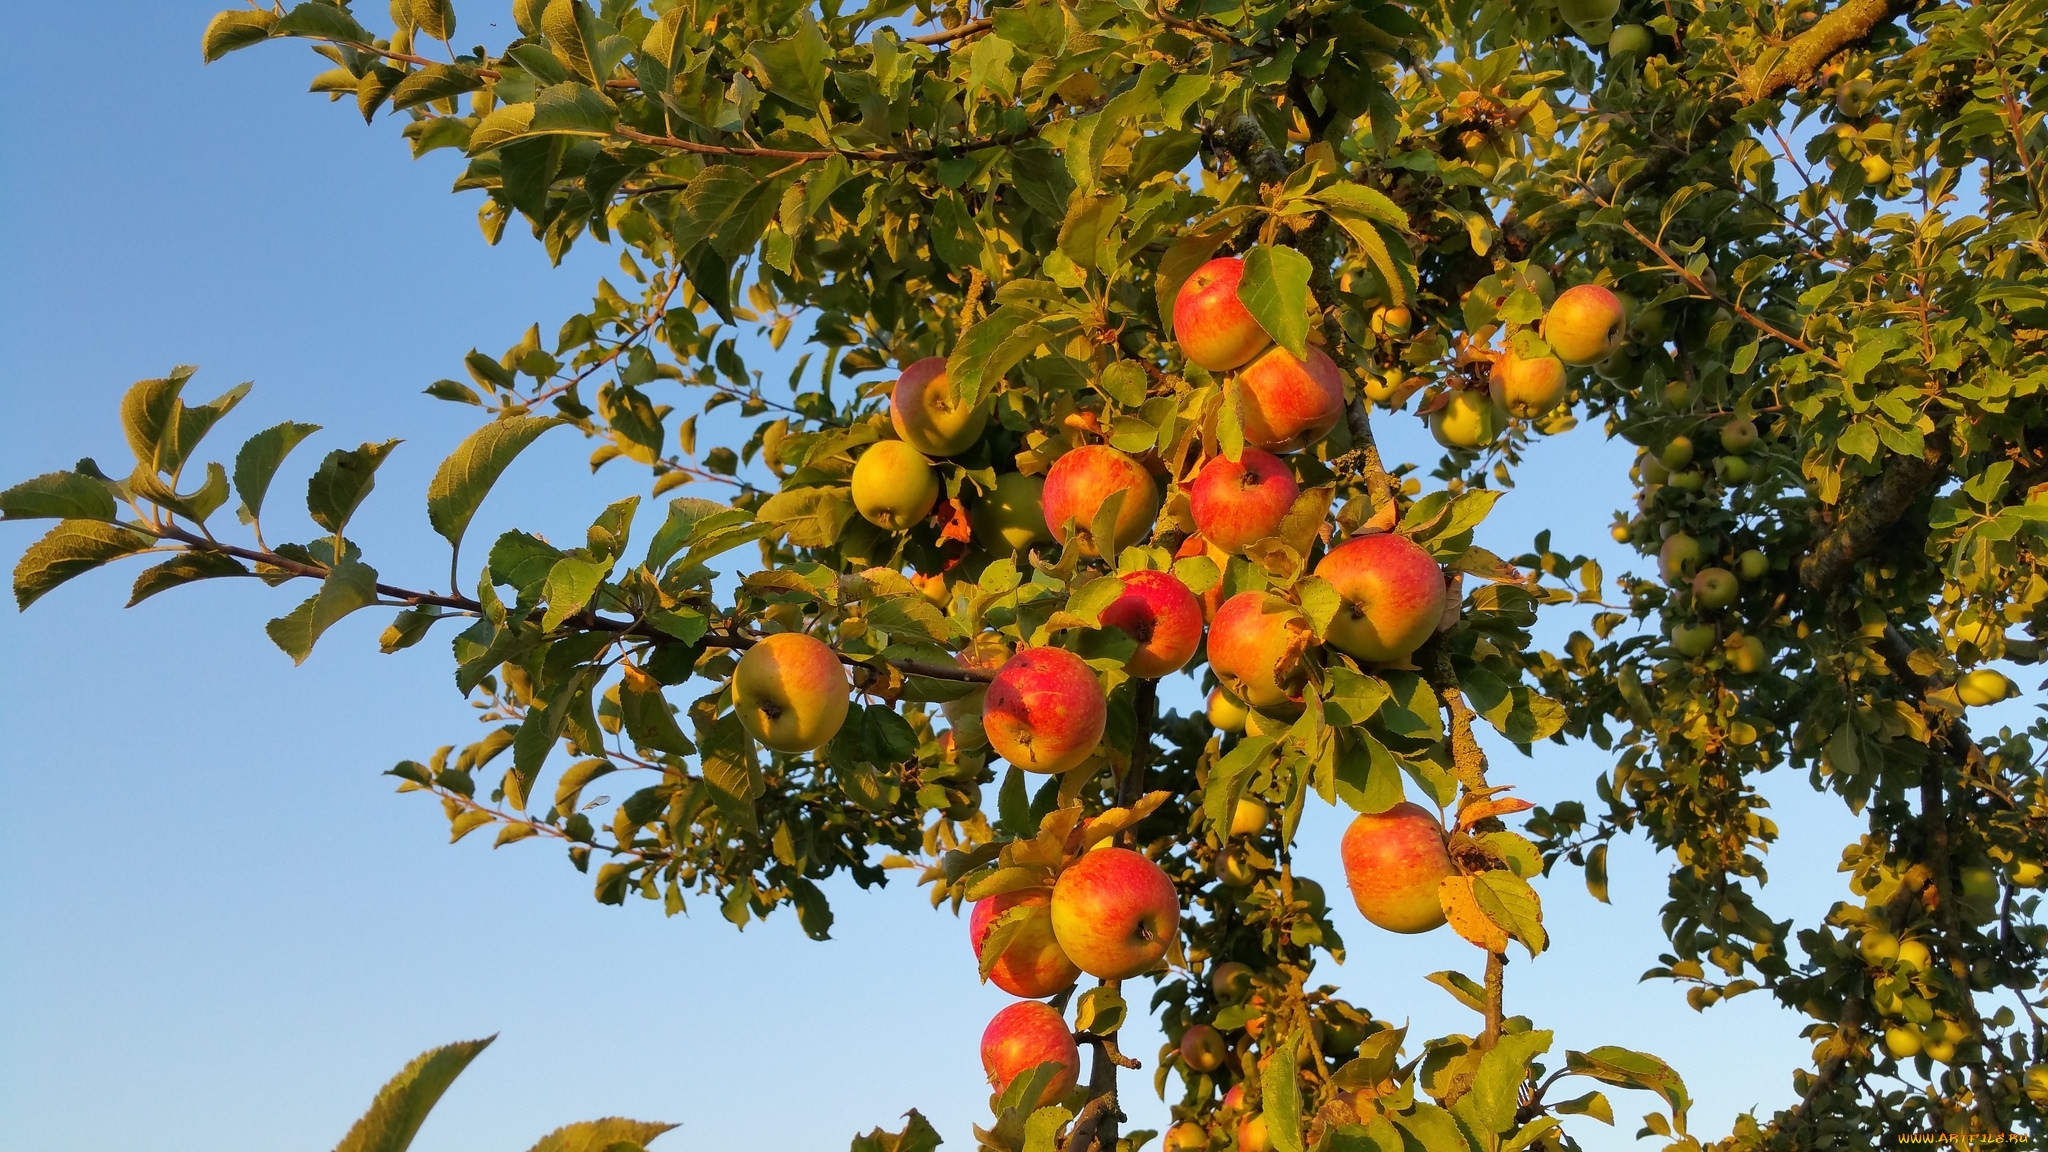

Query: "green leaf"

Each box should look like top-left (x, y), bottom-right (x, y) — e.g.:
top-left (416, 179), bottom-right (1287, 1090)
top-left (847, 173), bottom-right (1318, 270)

top-left (697, 710), bottom-right (762, 828)
top-left (426, 417), bottom-right (562, 554)
top-left (265, 557), bottom-right (380, 665)
top-left (1098, 360), bottom-right (1148, 408)
top-left (469, 102), bottom-right (537, 151)
top-left (522, 1117), bottom-right (677, 1152)
top-left (1471, 870), bottom-right (1546, 957)
top-left (540, 0), bottom-right (602, 83)
top-left (1236, 245), bottom-right (1313, 361)
top-left (202, 9), bottom-right (278, 61)
top-left (1073, 985), bottom-right (1127, 1035)
top-left (130, 461), bottom-right (232, 525)
top-left (1058, 194), bottom-right (1125, 273)
top-left (13, 520), bottom-right (155, 610)
top-left (332, 1036), bottom-right (495, 1152)
top-left (272, 3), bottom-right (372, 42)
top-left (747, 16), bottom-right (831, 108)
top-left (1205, 735), bottom-right (1275, 832)
top-left (1425, 969), bottom-right (1488, 1014)
top-left (379, 605), bottom-right (446, 653)
top-left (1261, 1031), bottom-right (1306, 1152)
top-left (541, 556), bottom-right (611, 631)
top-left (128, 551), bottom-right (251, 607)
top-left (620, 669), bottom-right (692, 756)
top-left (531, 82), bottom-right (618, 136)
top-left (0, 472), bottom-right (117, 521)
top-left (1553, 1091), bottom-right (1613, 1124)
top-left (756, 486), bottom-right (857, 549)
top-left (307, 441), bottom-right (401, 536)
top-left (390, 63), bottom-right (485, 110)
top-left (1563, 1047), bottom-right (1689, 1121)
top-left (412, 0), bottom-right (455, 41)
top-left (234, 422), bottom-right (322, 525)
top-left (947, 304), bottom-right (1048, 409)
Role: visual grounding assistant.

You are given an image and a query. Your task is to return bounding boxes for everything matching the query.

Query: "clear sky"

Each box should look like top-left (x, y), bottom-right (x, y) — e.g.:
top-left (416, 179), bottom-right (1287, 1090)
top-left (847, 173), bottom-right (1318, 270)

top-left (1, 5), bottom-right (2035, 1150)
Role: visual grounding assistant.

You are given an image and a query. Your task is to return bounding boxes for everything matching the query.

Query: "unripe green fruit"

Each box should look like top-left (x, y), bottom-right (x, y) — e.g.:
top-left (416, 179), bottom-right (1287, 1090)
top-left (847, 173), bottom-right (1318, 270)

top-left (1217, 845), bottom-right (1259, 888)
top-left (1371, 305), bottom-right (1414, 338)
top-left (1430, 391), bottom-right (1506, 449)
top-left (1724, 633), bottom-right (1766, 674)
top-left (1720, 418), bottom-right (1759, 454)
top-left (1659, 533), bottom-right (1703, 582)
top-left (1660, 437), bottom-right (1695, 470)
top-left (1668, 469), bottom-right (1706, 491)
top-left (1716, 456), bottom-right (1751, 484)
top-left (1859, 929), bottom-right (1900, 965)
top-left (1608, 22), bottom-right (1652, 55)
top-left (1692, 567), bottom-right (1738, 609)
top-left (1738, 549), bottom-right (1769, 580)
top-left (1212, 961), bottom-right (1254, 1002)
top-left (1957, 669), bottom-right (2012, 707)
top-left (1663, 378), bottom-right (1698, 409)
top-left (1861, 154), bottom-right (1893, 185)
top-left (1640, 454), bottom-right (1671, 485)
top-left (1673, 624), bottom-right (1718, 657)
top-left (1837, 76), bottom-right (1876, 119)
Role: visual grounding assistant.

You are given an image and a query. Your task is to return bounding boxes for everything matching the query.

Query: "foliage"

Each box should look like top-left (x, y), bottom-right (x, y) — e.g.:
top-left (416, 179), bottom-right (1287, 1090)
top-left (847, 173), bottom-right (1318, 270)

top-left (7, 0), bottom-right (2048, 1146)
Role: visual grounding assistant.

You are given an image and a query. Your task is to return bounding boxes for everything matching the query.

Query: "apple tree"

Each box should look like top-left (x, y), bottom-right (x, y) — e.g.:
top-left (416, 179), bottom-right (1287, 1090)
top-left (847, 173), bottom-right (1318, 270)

top-left (6, 0), bottom-right (2048, 1146)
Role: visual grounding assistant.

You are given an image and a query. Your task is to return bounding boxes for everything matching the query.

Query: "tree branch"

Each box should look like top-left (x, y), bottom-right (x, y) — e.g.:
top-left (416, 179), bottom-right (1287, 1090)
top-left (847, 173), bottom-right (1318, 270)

top-left (613, 123), bottom-right (1040, 164)
top-left (1798, 453), bottom-right (1942, 590)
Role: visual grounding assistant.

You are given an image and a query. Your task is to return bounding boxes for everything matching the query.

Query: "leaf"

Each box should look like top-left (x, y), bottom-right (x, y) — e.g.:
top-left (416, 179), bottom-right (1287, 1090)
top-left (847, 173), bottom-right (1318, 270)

top-left (620, 665), bottom-right (692, 756)
top-left (412, 0), bottom-right (456, 41)
top-left (426, 417), bottom-right (562, 554)
top-left (128, 551), bottom-right (251, 607)
top-left (272, 3), bottom-right (372, 43)
top-left (756, 486), bottom-right (857, 548)
top-left (541, 556), bottom-right (611, 631)
top-left (947, 304), bottom-right (1048, 409)
top-left (541, 0), bottom-right (602, 83)
top-left (1073, 985), bottom-right (1127, 1035)
top-left (234, 422), bottom-right (322, 524)
top-left (747, 16), bottom-right (831, 108)
top-left (530, 82), bottom-right (618, 136)
top-left (0, 472), bottom-right (117, 521)
top-left (265, 558), bottom-right (380, 665)
top-left (1553, 1091), bottom-right (1613, 1124)
top-left (1438, 875), bottom-right (1508, 952)
top-left (1236, 245), bottom-right (1313, 361)
top-left (1426, 969), bottom-right (1488, 1014)
top-left (523, 1117), bottom-right (677, 1152)
top-left (390, 63), bottom-right (485, 110)
top-left (13, 520), bottom-right (155, 609)
top-left (1471, 869), bottom-right (1546, 957)
top-left (469, 102), bottom-right (536, 151)
top-left (331, 1036), bottom-right (495, 1152)
top-left (379, 605), bottom-right (446, 653)
top-left (1564, 1047), bottom-right (1689, 1121)
top-left (1261, 1031), bottom-right (1306, 1152)
top-left (1058, 194), bottom-right (1124, 273)
top-left (307, 441), bottom-right (401, 536)
top-left (202, 10), bottom-right (278, 62)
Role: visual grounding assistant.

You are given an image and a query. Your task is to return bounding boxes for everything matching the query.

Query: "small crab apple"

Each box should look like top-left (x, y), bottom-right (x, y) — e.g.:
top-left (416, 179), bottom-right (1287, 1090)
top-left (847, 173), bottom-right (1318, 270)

top-left (983, 647), bottom-right (1107, 774)
top-left (731, 632), bottom-right (851, 753)
top-left (1098, 569), bottom-right (1205, 677)
top-left (981, 1001), bottom-right (1080, 1106)
top-left (1174, 256), bottom-right (1273, 372)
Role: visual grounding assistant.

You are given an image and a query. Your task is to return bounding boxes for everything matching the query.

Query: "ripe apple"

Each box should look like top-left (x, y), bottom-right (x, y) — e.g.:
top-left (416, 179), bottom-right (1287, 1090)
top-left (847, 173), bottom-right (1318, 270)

top-left (1837, 76), bottom-right (1876, 118)
top-left (1314, 532), bottom-right (1448, 664)
top-left (1050, 846), bottom-right (1182, 979)
top-left (1238, 345), bottom-right (1347, 453)
top-left (970, 889), bottom-right (1082, 998)
top-left (731, 632), bottom-right (851, 753)
top-left (1341, 802), bottom-right (1455, 934)
top-left (1175, 257), bottom-right (1272, 372)
top-left (1208, 687), bottom-right (1250, 733)
top-left (1043, 444), bottom-right (1163, 557)
top-left (1208, 592), bottom-right (1314, 711)
top-left (941, 632), bottom-right (1011, 751)
top-left (1543, 284), bottom-right (1628, 365)
top-left (983, 646), bottom-right (1108, 774)
top-left (1692, 567), bottom-right (1738, 609)
top-left (1364, 369), bottom-right (1402, 406)
top-left (1884, 1025), bottom-right (1922, 1059)
top-left (1659, 532), bottom-right (1703, 582)
top-left (1958, 669), bottom-right (2013, 707)
top-left (981, 1001), bottom-right (1080, 1106)
top-left (973, 472), bottom-right (1052, 556)
top-left (1370, 305), bottom-right (1413, 339)
top-left (1164, 1122), bottom-right (1208, 1151)
top-left (1221, 1084), bottom-right (1247, 1115)
top-left (890, 356), bottom-right (990, 456)
top-left (1720, 418), bottom-right (1759, 454)
top-left (1191, 449), bottom-right (1301, 554)
top-left (1231, 796), bottom-right (1271, 837)
top-left (1608, 22), bottom-right (1652, 55)
top-left (851, 439), bottom-right (939, 531)
top-left (1487, 349), bottom-right (1568, 418)
top-left (1429, 390), bottom-right (1506, 450)
top-left (1180, 1023), bottom-right (1228, 1072)
top-left (1099, 569), bottom-right (1205, 678)
top-left (1238, 1111), bottom-right (1274, 1152)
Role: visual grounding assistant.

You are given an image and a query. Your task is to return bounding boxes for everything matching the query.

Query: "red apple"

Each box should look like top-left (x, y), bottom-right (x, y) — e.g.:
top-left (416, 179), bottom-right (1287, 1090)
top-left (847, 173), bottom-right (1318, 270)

top-left (981, 1001), bottom-right (1080, 1106)
top-left (1180, 1023), bottom-right (1228, 1072)
top-left (1313, 533), bottom-right (1447, 664)
top-left (1174, 256), bottom-right (1272, 372)
top-left (1099, 569), bottom-right (1205, 678)
top-left (731, 632), bottom-right (851, 753)
top-left (1237, 345), bottom-right (1346, 453)
top-left (1207, 592), bottom-right (1313, 711)
top-left (1238, 1112), bottom-right (1274, 1152)
top-left (1043, 444), bottom-right (1163, 557)
top-left (1221, 1084), bottom-right (1246, 1116)
top-left (1050, 846), bottom-right (1182, 979)
top-left (1543, 284), bottom-right (1628, 365)
top-left (970, 889), bottom-right (1082, 999)
top-left (1191, 450), bottom-right (1300, 554)
top-left (983, 647), bottom-right (1108, 774)
top-left (1340, 802), bottom-right (1456, 933)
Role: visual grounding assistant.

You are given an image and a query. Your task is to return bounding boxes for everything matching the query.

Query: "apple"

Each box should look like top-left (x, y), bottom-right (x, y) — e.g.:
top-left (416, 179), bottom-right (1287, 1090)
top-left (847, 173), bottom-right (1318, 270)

top-left (890, 356), bottom-right (990, 456)
top-left (1924, 1036), bottom-right (1959, 1065)
top-left (1429, 391), bottom-right (1506, 449)
top-left (981, 1001), bottom-right (1080, 1107)
top-left (1364, 369), bottom-right (1402, 406)
top-left (1191, 449), bottom-right (1301, 554)
top-left (1211, 963), bottom-right (1255, 1009)
top-left (1180, 1023), bottom-right (1228, 1072)
top-left (1837, 76), bottom-right (1876, 119)
top-left (1238, 345), bottom-right (1347, 453)
top-left (1164, 1122), bottom-right (1209, 1151)
top-left (1958, 669), bottom-right (2012, 707)
top-left (1860, 928), bottom-right (1900, 965)
top-left (851, 440), bottom-right (939, 531)
top-left (1217, 845), bottom-right (1259, 888)
top-left (1667, 469), bottom-right (1705, 491)
top-left (1673, 623), bottom-right (1718, 657)
top-left (1043, 444), bottom-right (1163, 557)
top-left (2009, 859), bottom-right (2046, 889)
top-left (970, 889), bottom-right (1082, 998)
top-left (1735, 550), bottom-right (1769, 581)
top-left (1341, 802), bottom-right (1456, 933)
top-left (1314, 532), bottom-right (1448, 664)
top-left (1208, 592), bottom-right (1314, 710)
top-left (1720, 418), bottom-right (1759, 454)
top-left (1050, 846), bottom-right (1182, 979)
top-left (1487, 349), bottom-right (1568, 418)
top-left (1724, 633), bottom-right (1766, 674)
top-left (1860, 153), bottom-right (1892, 186)
top-left (1175, 257), bottom-right (1273, 372)
top-left (1238, 1111), bottom-right (1274, 1152)
top-left (1208, 687), bottom-right (1250, 733)
top-left (1608, 22), bottom-right (1652, 55)
top-left (1221, 1084), bottom-right (1247, 1115)
top-left (1639, 452), bottom-right (1670, 485)
top-left (1099, 569), bottom-right (1205, 678)
top-left (1370, 305), bottom-right (1413, 339)
top-left (1660, 436), bottom-right (1695, 470)
top-left (1610, 523), bottom-right (1632, 543)
top-left (2027, 1065), bottom-right (2048, 1104)
top-left (1692, 567), bottom-right (1738, 609)
top-left (1294, 877), bottom-right (1327, 917)
top-left (973, 472), bottom-right (1052, 556)
top-left (983, 646), bottom-right (1108, 774)
top-left (731, 632), bottom-right (851, 753)
top-left (941, 632), bottom-right (1011, 750)
top-left (1543, 284), bottom-right (1627, 365)
top-left (1659, 532), bottom-right (1703, 582)
top-left (1231, 796), bottom-right (1271, 837)
top-left (1884, 1025), bottom-right (1922, 1059)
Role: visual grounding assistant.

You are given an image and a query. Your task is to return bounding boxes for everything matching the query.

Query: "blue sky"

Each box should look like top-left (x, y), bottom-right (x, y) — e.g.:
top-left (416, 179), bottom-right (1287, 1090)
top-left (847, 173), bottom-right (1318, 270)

top-left (2, 5), bottom-right (2035, 1150)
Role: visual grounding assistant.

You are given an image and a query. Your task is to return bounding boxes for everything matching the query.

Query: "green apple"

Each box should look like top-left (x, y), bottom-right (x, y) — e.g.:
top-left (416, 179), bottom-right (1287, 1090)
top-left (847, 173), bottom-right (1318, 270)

top-left (1640, 452), bottom-right (1671, 485)
top-left (1895, 937), bottom-right (1931, 974)
top-left (1659, 533), bottom-right (1703, 582)
top-left (1668, 469), bottom-right (1706, 491)
top-left (1674, 623), bottom-right (1719, 657)
top-left (851, 440), bottom-right (939, 531)
top-left (1720, 418), bottom-right (1759, 454)
top-left (1716, 456), bottom-right (1751, 484)
top-left (1861, 154), bottom-right (1893, 185)
top-left (1608, 22), bottom-right (1652, 55)
top-left (1692, 567), bottom-right (1738, 609)
top-left (971, 472), bottom-right (1052, 556)
top-left (1859, 928), bottom-right (1900, 965)
top-left (1738, 549), bottom-right (1769, 580)
top-left (1724, 633), bottom-right (1766, 674)
top-left (1957, 669), bottom-right (2012, 707)
top-left (1660, 437), bottom-right (1695, 470)
top-left (1884, 1025), bottom-right (1922, 1060)
top-left (1430, 391), bottom-right (1506, 449)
